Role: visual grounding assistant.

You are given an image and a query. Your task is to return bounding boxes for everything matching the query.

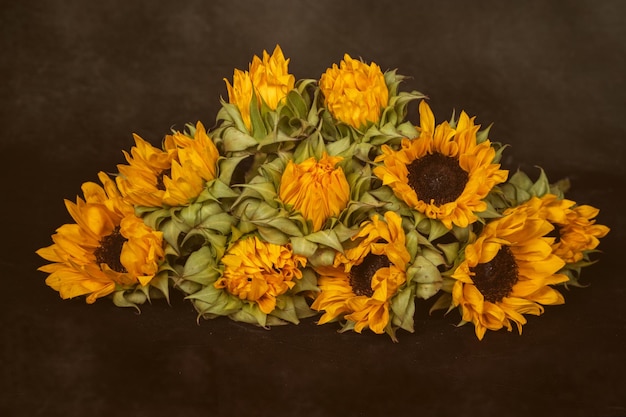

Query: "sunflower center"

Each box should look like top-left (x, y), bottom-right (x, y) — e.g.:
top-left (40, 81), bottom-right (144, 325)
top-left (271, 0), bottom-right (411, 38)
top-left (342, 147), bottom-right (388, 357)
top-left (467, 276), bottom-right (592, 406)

top-left (470, 246), bottom-right (518, 303)
top-left (156, 168), bottom-right (171, 191)
top-left (407, 152), bottom-right (468, 205)
top-left (94, 226), bottom-right (128, 273)
top-left (349, 253), bottom-right (389, 297)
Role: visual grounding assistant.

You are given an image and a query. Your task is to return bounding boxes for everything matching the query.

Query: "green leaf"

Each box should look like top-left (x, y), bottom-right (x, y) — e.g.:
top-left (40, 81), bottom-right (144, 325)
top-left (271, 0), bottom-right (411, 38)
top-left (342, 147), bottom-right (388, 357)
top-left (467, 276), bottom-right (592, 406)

top-left (187, 285), bottom-right (242, 317)
top-left (216, 100), bottom-right (248, 132)
top-left (307, 247), bottom-right (337, 267)
top-left (390, 287), bottom-right (415, 332)
top-left (249, 92), bottom-right (268, 140)
top-left (292, 267), bottom-right (319, 293)
top-left (253, 217), bottom-right (303, 237)
top-left (326, 136), bottom-right (352, 156)
top-left (234, 182), bottom-right (278, 205)
top-left (407, 256), bottom-right (443, 300)
top-left (230, 303), bottom-right (268, 327)
top-left (256, 226), bottom-right (290, 245)
top-left (529, 167), bottom-right (551, 197)
top-left (509, 170), bottom-right (533, 191)
top-left (286, 88), bottom-right (308, 117)
top-left (149, 271), bottom-right (170, 303)
top-left (222, 128), bottom-right (259, 152)
top-left (181, 246), bottom-right (218, 286)
top-left (271, 296), bottom-right (300, 324)
top-left (304, 229), bottom-right (344, 253)
top-left (476, 124), bottom-right (492, 144)
top-left (292, 295), bottom-right (319, 319)
top-left (112, 290), bottom-right (143, 312)
top-left (438, 242), bottom-right (460, 265)
top-left (291, 236), bottom-right (318, 258)
top-left (429, 292), bottom-right (453, 315)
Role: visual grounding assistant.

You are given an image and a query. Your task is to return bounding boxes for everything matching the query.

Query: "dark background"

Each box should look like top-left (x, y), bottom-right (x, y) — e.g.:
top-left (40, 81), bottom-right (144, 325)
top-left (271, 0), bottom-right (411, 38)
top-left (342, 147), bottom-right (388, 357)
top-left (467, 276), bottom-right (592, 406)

top-left (1, 1), bottom-right (625, 416)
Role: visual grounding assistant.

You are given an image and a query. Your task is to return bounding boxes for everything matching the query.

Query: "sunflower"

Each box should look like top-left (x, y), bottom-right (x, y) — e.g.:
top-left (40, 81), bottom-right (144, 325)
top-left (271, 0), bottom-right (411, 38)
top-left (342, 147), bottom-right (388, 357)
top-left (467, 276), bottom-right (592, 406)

top-left (319, 53), bottom-right (388, 129)
top-left (214, 236), bottom-right (307, 314)
top-left (311, 211), bottom-right (410, 334)
top-left (373, 100), bottom-right (508, 229)
top-left (225, 45), bottom-right (295, 131)
top-left (37, 172), bottom-right (164, 304)
top-left (115, 121), bottom-right (219, 207)
top-left (451, 197), bottom-right (568, 340)
top-left (532, 194), bottom-right (610, 264)
top-left (249, 45), bottom-right (295, 109)
top-left (224, 68), bottom-right (255, 130)
top-left (278, 152), bottom-right (350, 231)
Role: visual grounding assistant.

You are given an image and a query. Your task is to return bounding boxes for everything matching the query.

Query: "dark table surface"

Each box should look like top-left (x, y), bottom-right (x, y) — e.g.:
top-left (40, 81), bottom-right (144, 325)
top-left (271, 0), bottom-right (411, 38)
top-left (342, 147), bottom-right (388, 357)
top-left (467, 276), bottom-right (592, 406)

top-left (2, 1), bottom-right (625, 416)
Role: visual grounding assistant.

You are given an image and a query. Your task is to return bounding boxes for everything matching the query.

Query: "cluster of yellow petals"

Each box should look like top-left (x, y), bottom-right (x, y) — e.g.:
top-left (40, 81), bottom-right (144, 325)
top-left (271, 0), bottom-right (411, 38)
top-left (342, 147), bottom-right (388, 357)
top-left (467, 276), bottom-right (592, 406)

top-left (215, 236), bottom-right (306, 314)
top-left (534, 194), bottom-right (610, 264)
top-left (279, 153), bottom-right (350, 231)
top-left (224, 45), bottom-right (295, 130)
top-left (36, 172), bottom-right (164, 303)
top-left (311, 212), bottom-right (410, 334)
top-left (116, 121), bottom-right (219, 207)
top-left (374, 100), bottom-right (508, 229)
top-left (452, 197), bottom-right (568, 340)
top-left (319, 53), bottom-right (389, 129)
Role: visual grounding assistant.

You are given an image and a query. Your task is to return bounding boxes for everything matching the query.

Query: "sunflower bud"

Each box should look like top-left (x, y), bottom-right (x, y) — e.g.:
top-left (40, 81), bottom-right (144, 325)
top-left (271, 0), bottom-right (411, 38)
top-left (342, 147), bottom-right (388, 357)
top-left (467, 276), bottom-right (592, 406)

top-left (224, 45), bottom-right (295, 132)
top-left (320, 54), bottom-right (388, 129)
top-left (279, 153), bottom-right (350, 232)
top-left (249, 45), bottom-right (295, 110)
top-left (214, 236), bottom-right (307, 317)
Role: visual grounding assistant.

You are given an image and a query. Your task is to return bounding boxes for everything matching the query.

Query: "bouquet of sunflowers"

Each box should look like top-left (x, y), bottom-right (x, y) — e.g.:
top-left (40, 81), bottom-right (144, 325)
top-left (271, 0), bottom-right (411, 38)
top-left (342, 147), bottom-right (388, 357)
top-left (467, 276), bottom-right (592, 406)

top-left (37, 46), bottom-right (609, 341)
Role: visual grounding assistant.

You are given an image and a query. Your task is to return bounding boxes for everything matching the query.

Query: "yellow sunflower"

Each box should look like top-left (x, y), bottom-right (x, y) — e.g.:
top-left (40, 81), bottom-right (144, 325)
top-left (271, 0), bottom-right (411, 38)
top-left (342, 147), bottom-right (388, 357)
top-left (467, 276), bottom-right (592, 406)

top-left (224, 68), bottom-right (255, 130)
top-left (115, 121), bottom-right (219, 207)
top-left (37, 172), bottom-right (164, 304)
top-left (278, 153), bottom-right (350, 231)
top-left (311, 211), bottom-right (410, 334)
top-left (533, 194), bottom-right (610, 264)
top-left (225, 45), bottom-right (295, 130)
top-left (215, 236), bottom-right (307, 314)
top-left (319, 53), bottom-right (388, 129)
top-left (451, 197), bottom-right (568, 340)
top-left (249, 45), bottom-right (295, 109)
top-left (373, 100), bottom-right (508, 229)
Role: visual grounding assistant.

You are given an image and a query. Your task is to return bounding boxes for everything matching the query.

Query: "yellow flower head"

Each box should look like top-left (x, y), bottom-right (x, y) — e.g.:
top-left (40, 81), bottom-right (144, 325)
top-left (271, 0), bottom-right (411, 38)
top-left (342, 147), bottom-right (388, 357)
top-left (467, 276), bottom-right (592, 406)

top-left (532, 194), bottom-right (610, 264)
top-left (225, 69), bottom-right (255, 130)
top-left (374, 100), bottom-right (508, 229)
top-left (279, 153), bottom-right (350, 231)
top-left (116, 121), bottom-right (219, 207)
top-left (451, 197), bottom-right (568, 340)
top-left (249, 45), bottom-right (295, 110)
top-left (225, 45), bottom-right (295, 130)
top-left (215, 236), bottom-right (307, 314)
top-left (37, 172), bottom-right (164, 303)
top-left (311, 211), bottom-right (410, 334)
top-left (319, 53), bottom-right (389, 129)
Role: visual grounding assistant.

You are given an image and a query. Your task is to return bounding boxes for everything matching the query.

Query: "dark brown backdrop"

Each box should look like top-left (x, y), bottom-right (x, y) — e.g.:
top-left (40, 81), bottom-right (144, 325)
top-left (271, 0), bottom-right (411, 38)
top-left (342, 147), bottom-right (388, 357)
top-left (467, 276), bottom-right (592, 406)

top-left (1, 1), bottom-right (625, 416)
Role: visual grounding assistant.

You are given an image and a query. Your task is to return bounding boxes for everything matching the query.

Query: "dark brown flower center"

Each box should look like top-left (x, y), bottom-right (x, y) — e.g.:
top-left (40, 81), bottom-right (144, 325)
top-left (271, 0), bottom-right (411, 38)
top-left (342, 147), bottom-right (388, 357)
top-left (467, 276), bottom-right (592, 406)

top-left (94, 226), bottom-right (128, 273)
top-left (349, 253), bottom-right (389, 297)
top-left (156, 168), bottom-right (172, 191)
top-left (470, 245), bottom-right (518, 303)
top-left (407, 152), bottom-right (468, 205)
